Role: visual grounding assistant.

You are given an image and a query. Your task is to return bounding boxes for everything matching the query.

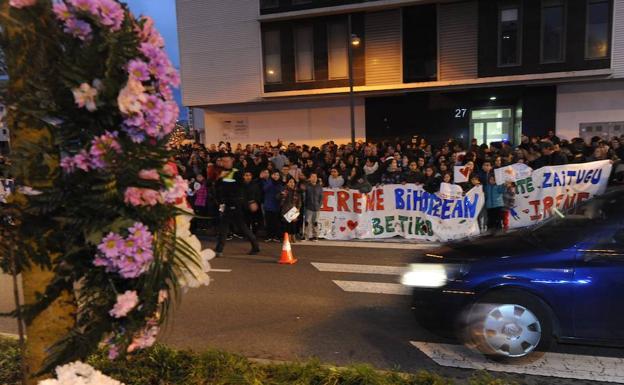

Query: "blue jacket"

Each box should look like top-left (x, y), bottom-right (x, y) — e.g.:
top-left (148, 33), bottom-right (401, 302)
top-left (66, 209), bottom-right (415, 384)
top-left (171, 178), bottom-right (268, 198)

top-left (484, 183), bottom-right (505, 209)
top-left (262, 179), bottom-right (283, 212)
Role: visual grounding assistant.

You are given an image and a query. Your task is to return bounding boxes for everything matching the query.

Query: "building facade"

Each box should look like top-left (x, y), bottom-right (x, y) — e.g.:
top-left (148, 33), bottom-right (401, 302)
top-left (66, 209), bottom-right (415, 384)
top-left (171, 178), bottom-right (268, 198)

top-left (177, 0), bottom-right (624, 146)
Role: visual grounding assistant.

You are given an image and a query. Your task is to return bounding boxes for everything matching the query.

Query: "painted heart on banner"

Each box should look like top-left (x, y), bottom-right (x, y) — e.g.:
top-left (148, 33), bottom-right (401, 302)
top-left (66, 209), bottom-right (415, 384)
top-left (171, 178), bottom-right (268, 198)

top-left (459, 167), bottom-right (471, 178)
top-left (339, 226), bottom-right (347, 232)
top-left (347, 220), bottom-right (358, 230)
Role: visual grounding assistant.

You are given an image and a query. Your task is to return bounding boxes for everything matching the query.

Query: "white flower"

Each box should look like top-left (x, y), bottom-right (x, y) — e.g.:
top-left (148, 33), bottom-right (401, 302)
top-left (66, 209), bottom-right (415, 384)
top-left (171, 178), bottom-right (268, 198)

top-left (117, 78), bottom-right (147, 115)
top-left (72, 81), bottom-right (99, 112)
top-left (174, 204), bottom-right (214, 291)
top-left (38, 361), bottom-right (124, 385)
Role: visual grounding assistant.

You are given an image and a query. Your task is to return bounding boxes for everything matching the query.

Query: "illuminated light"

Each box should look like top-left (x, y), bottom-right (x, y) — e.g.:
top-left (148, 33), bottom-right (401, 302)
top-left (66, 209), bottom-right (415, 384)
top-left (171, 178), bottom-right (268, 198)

top-left (267, 69), bottom-right (275, 75)
top-left (351, 34), bottom-right (361, 47)
top-left (489, 96), bottom-right (497, 101)
top-left (425, 253), bottom-right (444, 259)
top-left (401, 264), bottom-right (448, 288)
top-left (442, 290), bottom-right (475, 295)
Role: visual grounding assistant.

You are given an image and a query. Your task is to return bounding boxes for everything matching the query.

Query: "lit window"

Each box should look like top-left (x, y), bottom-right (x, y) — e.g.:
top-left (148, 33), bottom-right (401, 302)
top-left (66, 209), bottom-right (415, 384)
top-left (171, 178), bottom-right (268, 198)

top-left (263, 30), bottom-right (282, 84)
top-left (295, 25), bottom-right (314, 81)
top-left (498, 4), bottom-right (522, 66)
top-left (327, 20), bottom-right (348, 79)
top-left (585, 0), bottom-right (610, 59)
top-left (541, 0), bottom-right (566, 63)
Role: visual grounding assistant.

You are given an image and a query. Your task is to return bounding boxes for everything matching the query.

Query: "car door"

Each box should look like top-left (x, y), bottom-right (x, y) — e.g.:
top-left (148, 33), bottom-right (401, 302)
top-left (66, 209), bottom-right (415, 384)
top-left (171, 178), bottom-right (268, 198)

top-left (573, 198), bottom-right (624, 341)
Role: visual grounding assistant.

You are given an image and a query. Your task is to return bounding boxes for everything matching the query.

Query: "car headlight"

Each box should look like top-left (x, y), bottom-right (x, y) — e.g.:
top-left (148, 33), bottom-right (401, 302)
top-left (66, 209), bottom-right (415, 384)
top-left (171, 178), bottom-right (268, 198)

top-left (400, 263), bottom-right (469, 288)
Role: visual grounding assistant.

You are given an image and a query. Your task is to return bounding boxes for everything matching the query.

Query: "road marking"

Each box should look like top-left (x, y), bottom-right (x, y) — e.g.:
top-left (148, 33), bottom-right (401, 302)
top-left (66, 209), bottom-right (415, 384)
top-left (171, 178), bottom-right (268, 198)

top-left (312, 262), bottom-right (405, 276)
top-left (300, 240), bottom-right (439, 250)
top-left (411, 341), bottom-right (624, 383)
top-left (333, 280), bottom-right (411, 296)
top-left (210, 269), bottom-right (232, 273)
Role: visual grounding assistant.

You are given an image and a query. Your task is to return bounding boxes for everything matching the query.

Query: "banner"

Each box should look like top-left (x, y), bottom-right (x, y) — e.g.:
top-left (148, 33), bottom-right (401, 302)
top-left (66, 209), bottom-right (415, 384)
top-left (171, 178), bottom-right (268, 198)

top-left (453, 165), bottom-right (471, 183)
top-left (317, 184), bottom-right (484, 242)
top-left (505, 160), bottom-right (612, 229)
top-left (314, 160), bottom-right (612, 241)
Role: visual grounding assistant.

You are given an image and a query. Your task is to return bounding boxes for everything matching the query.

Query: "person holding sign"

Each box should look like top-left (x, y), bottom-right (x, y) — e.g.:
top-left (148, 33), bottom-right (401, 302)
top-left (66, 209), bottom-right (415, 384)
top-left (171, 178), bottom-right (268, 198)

top-left (280, 177), bottom-right (302, 242)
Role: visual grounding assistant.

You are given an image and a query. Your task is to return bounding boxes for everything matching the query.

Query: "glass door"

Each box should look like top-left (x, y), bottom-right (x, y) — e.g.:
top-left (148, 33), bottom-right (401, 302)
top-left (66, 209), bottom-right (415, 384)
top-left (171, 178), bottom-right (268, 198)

top-left (470, 108), bottom-right (513, 146)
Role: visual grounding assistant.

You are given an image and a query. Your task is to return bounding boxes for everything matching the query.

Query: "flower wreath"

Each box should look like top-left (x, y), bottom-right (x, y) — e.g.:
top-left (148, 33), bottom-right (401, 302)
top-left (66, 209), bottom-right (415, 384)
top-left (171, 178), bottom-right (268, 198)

top-left (5, 0), bottom-right (213, 373)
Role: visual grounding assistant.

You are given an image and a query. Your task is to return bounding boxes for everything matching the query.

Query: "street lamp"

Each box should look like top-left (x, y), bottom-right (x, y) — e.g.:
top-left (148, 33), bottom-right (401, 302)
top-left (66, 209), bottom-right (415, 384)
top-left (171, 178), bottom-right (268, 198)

top-left (347, 14), bottom-right (360, 147)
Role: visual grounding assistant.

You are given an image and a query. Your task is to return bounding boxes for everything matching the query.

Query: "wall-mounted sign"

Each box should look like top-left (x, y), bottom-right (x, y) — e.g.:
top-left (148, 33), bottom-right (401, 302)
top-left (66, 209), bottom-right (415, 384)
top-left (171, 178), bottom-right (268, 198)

top-left (454, 108), bottom-right (468, 119)
top-left (220, 117), bottom-right (249, 142)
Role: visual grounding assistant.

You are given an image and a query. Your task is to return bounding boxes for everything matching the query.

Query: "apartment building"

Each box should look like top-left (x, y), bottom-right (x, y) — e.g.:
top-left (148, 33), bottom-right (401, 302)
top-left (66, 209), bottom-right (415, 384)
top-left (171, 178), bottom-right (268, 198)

top-left (176, 0), bottom-right (624, 146)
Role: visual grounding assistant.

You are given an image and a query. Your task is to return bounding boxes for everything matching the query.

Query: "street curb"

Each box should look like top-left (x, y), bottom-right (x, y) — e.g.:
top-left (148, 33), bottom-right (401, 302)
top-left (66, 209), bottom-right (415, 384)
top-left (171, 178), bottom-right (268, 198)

top-left (295, 240), bottom-right (440, 250)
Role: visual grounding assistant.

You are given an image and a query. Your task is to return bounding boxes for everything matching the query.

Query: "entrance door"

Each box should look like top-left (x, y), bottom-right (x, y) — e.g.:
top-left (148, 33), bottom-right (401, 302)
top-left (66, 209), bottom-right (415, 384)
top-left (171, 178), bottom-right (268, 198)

top-left (470, 108), bottom-right (513, 145)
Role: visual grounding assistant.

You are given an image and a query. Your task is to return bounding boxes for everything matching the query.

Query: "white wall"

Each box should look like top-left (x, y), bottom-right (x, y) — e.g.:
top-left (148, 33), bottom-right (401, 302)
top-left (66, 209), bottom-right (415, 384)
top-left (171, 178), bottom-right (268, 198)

top-left (556, 80), bottom-right (624, 140)
top-left (176, 0), bottom-right (263, 106)
top-left (202, 97), bottom-right (366, 146)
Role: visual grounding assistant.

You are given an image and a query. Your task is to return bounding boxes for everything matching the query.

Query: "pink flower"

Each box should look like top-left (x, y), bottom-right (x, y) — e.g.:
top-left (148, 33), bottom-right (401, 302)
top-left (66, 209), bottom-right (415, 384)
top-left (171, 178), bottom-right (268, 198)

top-left (68, 0), bottom-right (97, 14)
top-left (64, 17), bottom-right (93, 41)
top-left (127, 59), bottom-right (150, 81)
top-left (60, 156), bottom-right (76, 173)
top-left (89, 131), bottom-right (121, 169)
top-left (73, 150), bottom-right (91, 171)
top-left (139, 169), bottom-right (160, 181)
top-left (117, 78), bottom-right (146, 115)
top-left (127, 324), bottom-right (159, 353)
top-left (53, 1), bottom-right (72, 21)
top-left (123, 187), bottom-right (143, 206)
top-left (124, 187), bottom-right (162, 207)
top-left (96, 0), bottom-right (125, 31)
top-left (162, 175), bottom-right (188, 204)
top-left (136, 16), bottom-right (165, 48)
top-left (98, 232), bottom-right (124, 259)
top-left (9, 0), bottom-right (36, 8)
top-left (108, 344), bottom-right (120, 360)
top-left (109, 290), bottom-right (139, 318)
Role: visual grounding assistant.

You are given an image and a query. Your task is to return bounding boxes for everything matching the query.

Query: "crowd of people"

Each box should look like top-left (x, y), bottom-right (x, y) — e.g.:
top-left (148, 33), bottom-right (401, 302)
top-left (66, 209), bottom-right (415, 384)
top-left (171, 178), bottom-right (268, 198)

top-left (176, 132), bottom-right (624, 253)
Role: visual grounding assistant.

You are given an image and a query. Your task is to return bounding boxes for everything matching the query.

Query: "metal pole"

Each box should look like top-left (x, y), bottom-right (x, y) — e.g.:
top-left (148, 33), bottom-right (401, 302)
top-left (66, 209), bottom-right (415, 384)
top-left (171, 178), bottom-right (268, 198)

top-left (347, 13), bottom-right (356, 147)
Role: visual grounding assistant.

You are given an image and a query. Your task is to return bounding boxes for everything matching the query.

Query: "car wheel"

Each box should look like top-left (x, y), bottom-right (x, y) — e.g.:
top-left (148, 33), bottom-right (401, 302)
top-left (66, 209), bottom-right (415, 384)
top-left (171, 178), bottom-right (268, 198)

top-left (463, 291), bottom-right (553, 361)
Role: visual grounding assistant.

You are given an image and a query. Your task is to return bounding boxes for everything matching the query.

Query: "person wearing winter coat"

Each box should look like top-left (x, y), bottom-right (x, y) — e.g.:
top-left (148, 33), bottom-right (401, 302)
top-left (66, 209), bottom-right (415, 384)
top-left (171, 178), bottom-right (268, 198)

top-left (304, 172), bottom-right (323, 241)
top-left (381, 159), bottom-right (403, 185)
top-left (280, 177), bottom-right (302, 242)
top-left (346, 167), bottom-right (373, 193)
top-left (502, 181), bottom-right (516, 231)
top-left (242, 171), bottom-right (263, 234)
top-left (484, 174), bottom-right (505, 231)
top-left (262, 170), bottom-right (283, 242)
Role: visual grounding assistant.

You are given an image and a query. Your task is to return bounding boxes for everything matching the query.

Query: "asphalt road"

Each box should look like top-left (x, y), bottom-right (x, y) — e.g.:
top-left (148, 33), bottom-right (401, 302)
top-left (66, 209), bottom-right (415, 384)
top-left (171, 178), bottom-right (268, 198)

top-left (2, 239), bottom-right (624, 384)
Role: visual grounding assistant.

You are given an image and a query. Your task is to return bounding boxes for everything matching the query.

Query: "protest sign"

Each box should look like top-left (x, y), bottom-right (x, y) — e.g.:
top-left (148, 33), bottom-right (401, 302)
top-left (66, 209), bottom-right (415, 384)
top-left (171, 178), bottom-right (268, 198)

top-left (317, 184), bottom-right (484, 242)
top-left (504, 160), bottom-right (612, 229)
top-left (453, 165), bottom-right (472, 183)
top-left (494, 163), bottom-right (533, 185)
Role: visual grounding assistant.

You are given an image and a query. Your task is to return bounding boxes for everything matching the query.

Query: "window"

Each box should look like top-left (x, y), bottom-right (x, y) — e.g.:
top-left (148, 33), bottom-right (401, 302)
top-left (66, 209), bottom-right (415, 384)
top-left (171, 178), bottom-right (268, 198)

top-left (327, 20), bottom-right (348, 79)
top-left (541, 0), bottom-right (566, 63)
top-left (585, 0), bottom-right (610, 59)
top-left (498, 3), bottom-right (522, 66)
top-left (292, 0), bottom-right (312, 4)
top-left (263, 30), bottom-right (282, 84)
top-left (294, 25), bottom-right (314, 81)
top-left (260, 0), bottom-right (279, 9)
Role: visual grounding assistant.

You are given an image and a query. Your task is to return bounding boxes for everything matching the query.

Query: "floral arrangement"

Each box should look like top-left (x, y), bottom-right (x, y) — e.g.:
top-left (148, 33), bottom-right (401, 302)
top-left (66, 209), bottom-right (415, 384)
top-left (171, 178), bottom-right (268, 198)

top-left (38, 361), bottom-right (125, 385)
top-left (2, 0), bottom-right (213, 375)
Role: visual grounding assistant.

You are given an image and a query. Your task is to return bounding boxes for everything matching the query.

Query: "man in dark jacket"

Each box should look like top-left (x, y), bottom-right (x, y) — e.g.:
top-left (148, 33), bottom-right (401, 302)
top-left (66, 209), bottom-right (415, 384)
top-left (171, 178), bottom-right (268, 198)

top-left (242, 171), bottom-right (263, 235)
top-left (214, 154), bottom-right (260, 256)
top-left (304, 172), bottom-right (323, 241)
top-left (531, 141), bottom-right (568, 169)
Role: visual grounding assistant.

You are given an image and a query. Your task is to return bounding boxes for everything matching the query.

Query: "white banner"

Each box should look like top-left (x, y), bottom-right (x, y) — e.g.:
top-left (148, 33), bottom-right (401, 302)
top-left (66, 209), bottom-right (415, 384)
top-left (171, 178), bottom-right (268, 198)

top-left (505, 160), bottom-right (612, 229)
top-left (314, 161), bottom-right (612, 241)
top-left (317, 184), bottom-right (485, 242)
top-left (453, 165), bottom-right (472, 183)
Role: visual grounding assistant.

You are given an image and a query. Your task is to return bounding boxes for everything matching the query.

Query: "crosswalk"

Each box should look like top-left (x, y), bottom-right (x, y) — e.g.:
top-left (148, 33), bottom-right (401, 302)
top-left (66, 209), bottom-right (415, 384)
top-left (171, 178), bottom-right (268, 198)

top-left (311, 262), bottom-right (410, 296)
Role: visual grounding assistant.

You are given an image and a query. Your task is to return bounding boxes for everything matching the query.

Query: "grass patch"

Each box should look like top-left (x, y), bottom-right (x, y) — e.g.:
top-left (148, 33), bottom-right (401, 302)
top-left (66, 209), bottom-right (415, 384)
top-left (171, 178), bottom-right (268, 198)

top-left (0, 337), bottom-right (517, 385)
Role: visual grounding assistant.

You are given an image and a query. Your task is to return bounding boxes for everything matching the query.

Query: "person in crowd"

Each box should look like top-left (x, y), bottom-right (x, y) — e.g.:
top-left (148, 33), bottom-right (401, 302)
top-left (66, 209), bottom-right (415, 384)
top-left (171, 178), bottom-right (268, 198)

top-left (502, 180), bottom-right (516, 232)
top-left (242, 171), bottom-right (263, 234)
top-left (531, 141), bottom-right (568, 168)
top-left (402, 160), bottom-right (424, 184)
top-left (280, 177), bottom-right (302, 242)
top-left (363, 157), bottom-right (381, 185)
top-left (328, 167), bottom-right (345, 188)
top-left (190, 174), bottom-right (210, 234)
top-left (381, 158), bottom-right (402, 185)
top-left (346, 167), bottom-right (372, 193)
top-left (262, 170), bottom-right (283, 242)
top-left (270, 147), bottom-right (288, 170)
top-left (485, 174), bottom-right (505, 232)
top-left (304, 172), bottom-right (323, 241)
top-left (422, 165), bottom-right (441, 193)
top-left (214, 153), bottom-right (260, 257)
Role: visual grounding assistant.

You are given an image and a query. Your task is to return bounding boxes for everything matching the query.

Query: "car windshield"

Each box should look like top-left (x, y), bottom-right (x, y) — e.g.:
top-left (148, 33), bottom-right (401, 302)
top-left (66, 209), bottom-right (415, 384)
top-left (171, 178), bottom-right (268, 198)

top-left (523, 186), bottom-right (624, 250)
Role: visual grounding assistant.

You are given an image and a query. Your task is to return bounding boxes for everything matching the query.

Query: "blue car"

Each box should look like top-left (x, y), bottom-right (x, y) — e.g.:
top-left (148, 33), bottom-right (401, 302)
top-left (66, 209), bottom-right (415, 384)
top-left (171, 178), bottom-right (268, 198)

top-left (402, 186), bottom-right (624, 360)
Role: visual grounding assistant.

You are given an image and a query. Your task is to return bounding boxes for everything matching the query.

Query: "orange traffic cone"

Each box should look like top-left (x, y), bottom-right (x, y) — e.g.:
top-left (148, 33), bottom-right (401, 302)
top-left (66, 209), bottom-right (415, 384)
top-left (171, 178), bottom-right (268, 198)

top-left (278, 232), bottom-right (297, 265)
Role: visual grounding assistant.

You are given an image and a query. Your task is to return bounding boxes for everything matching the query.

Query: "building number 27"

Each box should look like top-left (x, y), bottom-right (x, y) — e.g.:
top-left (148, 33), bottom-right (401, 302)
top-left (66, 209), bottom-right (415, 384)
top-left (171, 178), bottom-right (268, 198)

top-left (454, 108), bottom-right (468, 118)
